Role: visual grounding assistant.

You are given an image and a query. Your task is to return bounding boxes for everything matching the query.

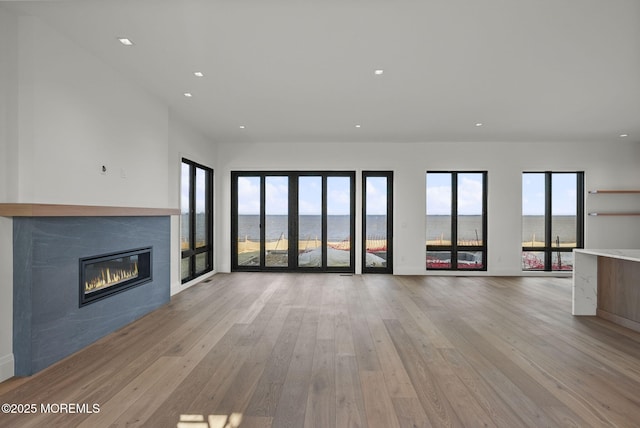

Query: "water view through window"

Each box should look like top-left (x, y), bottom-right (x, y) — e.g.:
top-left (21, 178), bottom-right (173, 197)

top-left (181, 159), bottom-right (213, 282)
top-left (522, 172), bottom-right (583, 271)
top-left (426, 172), bottom-right (486, 270)
top-left (298, 176), bottom-right (322, 267)
top-left (233, 172), bottom-right (355, 272)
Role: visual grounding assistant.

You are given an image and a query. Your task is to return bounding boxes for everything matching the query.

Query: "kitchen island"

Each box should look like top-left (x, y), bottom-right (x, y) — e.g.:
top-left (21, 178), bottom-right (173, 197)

top-left (573, 249), bottom-right (640, 332)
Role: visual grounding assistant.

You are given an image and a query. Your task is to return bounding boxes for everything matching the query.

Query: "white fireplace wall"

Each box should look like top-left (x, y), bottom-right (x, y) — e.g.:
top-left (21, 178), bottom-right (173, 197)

top-left (14, 15), bottom-right (169, 207)
top-left (0, 6), bottom-right (19, 382)
top-left (0, 8), bottom-right (218, 382)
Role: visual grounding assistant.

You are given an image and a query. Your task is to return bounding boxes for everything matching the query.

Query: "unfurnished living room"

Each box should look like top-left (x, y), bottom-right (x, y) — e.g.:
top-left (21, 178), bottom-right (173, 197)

top-left (1, 1), bottom-right (640, 427)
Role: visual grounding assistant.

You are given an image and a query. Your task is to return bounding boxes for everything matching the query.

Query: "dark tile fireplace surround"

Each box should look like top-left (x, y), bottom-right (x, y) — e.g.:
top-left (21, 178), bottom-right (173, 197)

top-left (4, 205), bottom-right (176, 376)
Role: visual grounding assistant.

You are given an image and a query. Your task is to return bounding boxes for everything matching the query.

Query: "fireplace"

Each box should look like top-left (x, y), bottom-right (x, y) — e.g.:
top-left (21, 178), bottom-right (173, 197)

top-left (79, 247), bottom-right (152, 306)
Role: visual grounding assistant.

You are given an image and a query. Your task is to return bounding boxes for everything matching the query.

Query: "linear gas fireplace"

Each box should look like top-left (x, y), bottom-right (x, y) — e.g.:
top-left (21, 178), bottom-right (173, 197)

top-left (79, 247), bottom-right (152, 306)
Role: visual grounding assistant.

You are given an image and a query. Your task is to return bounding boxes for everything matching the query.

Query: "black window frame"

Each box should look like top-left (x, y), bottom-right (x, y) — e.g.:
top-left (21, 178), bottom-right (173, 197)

top-left (231, 171), bottom-right (356, 273)
top-left (426, 171), bottom-right (488, 271)
top-left (522, 171), bottom-right (584, 272)
top-left (362, 171), bottom-right (393, 274)
top-left (181, 158), bottom-right (214, 283)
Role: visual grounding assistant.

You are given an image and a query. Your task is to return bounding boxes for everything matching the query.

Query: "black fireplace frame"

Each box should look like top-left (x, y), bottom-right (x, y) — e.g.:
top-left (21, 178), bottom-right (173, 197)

top-left (79, 247), bottom-right (153, 307)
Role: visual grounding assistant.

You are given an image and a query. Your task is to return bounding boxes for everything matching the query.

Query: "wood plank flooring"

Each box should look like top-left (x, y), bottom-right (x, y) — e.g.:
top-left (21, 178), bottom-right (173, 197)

top-left (1, 273), bottom-right (640, 427)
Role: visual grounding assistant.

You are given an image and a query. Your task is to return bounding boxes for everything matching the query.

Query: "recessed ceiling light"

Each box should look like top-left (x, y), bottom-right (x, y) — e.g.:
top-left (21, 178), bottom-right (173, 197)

top-left (374, 69), bottom-right (384, 75)
top-left (183, 92), bottom-right (193, 98)
top-left (239, 125), bottom-right (246, 129)
top-left (355, 124), bottom-right (361, 128)
top-left (194, 71), bottom-right (204, 77)
top-left (620, 134), bottom-right (628, 137)
top-left (117, 37), bottom-right (134, 46)
top-left (475, 123), bottom-right (483, 127)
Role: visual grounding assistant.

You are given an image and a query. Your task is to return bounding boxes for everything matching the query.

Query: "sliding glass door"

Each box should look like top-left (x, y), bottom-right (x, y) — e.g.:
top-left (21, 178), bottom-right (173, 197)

top-left (232, 171), bottom-right (355, 272)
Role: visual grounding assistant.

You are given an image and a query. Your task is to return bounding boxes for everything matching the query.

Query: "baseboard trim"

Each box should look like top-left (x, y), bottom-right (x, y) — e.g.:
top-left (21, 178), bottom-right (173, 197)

top-left (171, 271), bottom-right (217, 296)
top-left (0, 353), bottom-right (15, 382)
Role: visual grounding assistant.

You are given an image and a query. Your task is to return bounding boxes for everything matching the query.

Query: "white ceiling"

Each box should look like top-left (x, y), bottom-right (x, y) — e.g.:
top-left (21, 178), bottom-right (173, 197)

top-left (4, 0), bottom-right (640, 144)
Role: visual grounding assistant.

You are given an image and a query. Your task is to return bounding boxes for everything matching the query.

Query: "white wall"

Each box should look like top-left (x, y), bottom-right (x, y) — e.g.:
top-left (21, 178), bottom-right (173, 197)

top-left (0, 11), bottom-right (217, 382)
top-left (168, 112), bottom-right (217, 295)
top-left (217, 140), bottom-right (640, 275)
top-left (16, 16), bottom-right (169, 207)
top-left (0, 6), bottom-right (19, 383)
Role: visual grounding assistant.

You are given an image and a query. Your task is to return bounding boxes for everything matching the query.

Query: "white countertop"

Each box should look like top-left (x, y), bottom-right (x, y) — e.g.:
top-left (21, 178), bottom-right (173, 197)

top-left (574, 249), bottom-right (640, 263)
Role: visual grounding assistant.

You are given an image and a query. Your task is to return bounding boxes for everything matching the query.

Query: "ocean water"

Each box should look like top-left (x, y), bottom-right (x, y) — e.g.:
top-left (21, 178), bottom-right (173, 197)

top-left (427, 215), bottom-right (577, 244)
top-left (237, 215), bottom-right (382, 241)
top-left (522, 215), bottom-right (577, 244)
top-left (184, 214), bottom-right (578, 245)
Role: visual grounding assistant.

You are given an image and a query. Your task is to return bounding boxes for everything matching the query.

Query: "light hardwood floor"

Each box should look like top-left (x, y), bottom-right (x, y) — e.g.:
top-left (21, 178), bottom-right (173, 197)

top-left (1, 273), bottom-right (640, 427)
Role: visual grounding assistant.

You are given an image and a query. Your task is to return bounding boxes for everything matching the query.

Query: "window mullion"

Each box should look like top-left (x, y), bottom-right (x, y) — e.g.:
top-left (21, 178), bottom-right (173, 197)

top-left (189, 164), bottom-right (197, 278)
top-left (576, 172), bottom-right (585, 249)
top-left (289, 175), bottom-right (299, 268)
top-left (545, 172), bottom-right (553, 270)
top-left (451, 173), bottom-right (458, 270)
top-left (321, 175), bottom-right (328, 269)
top-left (259, 176), bottom-right (266, 268)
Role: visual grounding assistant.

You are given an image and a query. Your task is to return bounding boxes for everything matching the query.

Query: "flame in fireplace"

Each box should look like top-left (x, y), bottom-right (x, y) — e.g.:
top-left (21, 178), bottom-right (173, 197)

top-left (85, 262), bottom-right (139, 293)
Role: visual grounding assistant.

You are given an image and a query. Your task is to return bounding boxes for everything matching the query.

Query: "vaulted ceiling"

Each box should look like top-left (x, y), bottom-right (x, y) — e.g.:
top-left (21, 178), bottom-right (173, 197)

top-left (4, 0), bottom-right (640, 144)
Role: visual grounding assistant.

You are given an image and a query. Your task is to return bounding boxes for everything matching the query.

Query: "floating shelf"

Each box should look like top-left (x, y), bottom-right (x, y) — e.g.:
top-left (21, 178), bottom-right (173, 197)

top-left (588, 190), bottom-right (640, 215)
top-left (588, 190), bottom-right (640, 194)
top-left (589, 212), bottom-right (640, 216)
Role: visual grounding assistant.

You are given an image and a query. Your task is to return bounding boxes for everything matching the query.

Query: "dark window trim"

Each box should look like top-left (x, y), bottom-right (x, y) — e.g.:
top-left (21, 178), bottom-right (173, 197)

top-left (181, 158), bottom-right (214, 283)
top-left (231, 171), bottom-right (355, 273)
top-left (362, 171), bottom-right (393, 274)
top-left (522, 171), bottom-right (584, 271)
top-left (426, 171), bottom-right (488, 271)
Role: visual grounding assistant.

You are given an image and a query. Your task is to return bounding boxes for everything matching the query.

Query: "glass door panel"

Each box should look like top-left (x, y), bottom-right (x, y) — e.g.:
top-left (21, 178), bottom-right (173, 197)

top-left (298, 176), bottom-right (322, 267)
top-left (326, 176), bottom-right (352, 268)
top-left (363, 172), bottom-right (393, 273)
top-left (265, 176), bottom-right (289, 267)
top-left (237, 176), bottom-right (261, 266)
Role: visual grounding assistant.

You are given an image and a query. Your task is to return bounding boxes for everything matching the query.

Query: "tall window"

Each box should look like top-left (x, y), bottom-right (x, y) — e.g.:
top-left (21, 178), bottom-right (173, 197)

top-left (426, 171), bottom-right (487, 270)
top-left (522, 172), bottom-right (584, 271)
top-left (181, 159), bottom-right (213, 282)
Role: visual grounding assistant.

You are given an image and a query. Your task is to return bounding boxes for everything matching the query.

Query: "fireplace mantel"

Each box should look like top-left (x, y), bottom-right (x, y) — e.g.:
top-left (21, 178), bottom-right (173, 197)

top-left (0, 203), bottom-right (179, 217)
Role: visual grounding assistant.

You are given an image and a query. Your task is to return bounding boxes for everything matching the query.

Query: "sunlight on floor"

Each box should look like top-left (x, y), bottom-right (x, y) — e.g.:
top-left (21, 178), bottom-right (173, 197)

top-left (177, 412), bottom-right (242, 428)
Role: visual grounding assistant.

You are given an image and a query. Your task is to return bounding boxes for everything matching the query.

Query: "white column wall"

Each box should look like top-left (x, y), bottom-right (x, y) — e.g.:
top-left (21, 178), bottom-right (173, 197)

top-left (0, 6), bottom-right (19, 383)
